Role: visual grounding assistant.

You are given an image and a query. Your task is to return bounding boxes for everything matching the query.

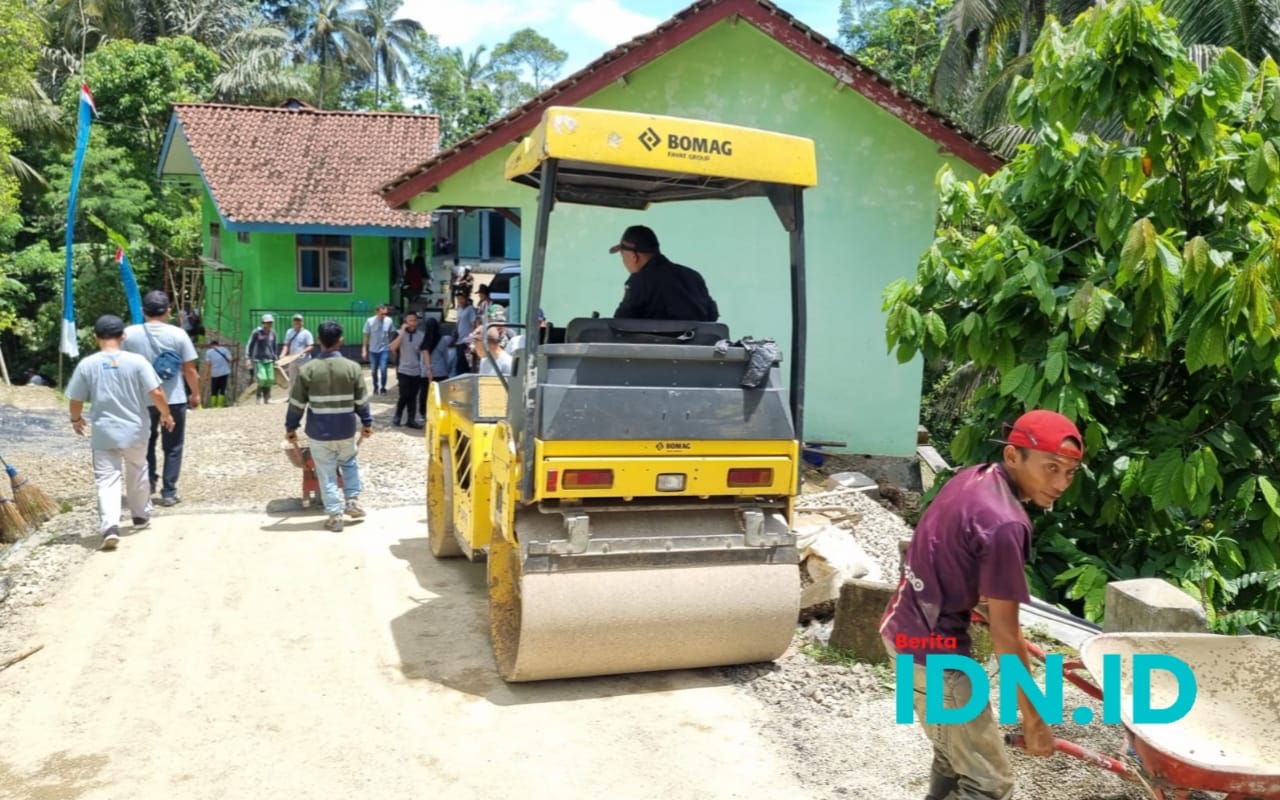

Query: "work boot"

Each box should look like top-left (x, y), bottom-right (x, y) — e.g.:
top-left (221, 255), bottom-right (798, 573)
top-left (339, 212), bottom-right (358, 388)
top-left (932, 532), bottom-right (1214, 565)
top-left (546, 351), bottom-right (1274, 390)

top-left (344, 499), bottom-right (366, 519)
top-left (324, 515), bottom-right (344, 532)
top-left (925, 771), bottom-right (959, 800)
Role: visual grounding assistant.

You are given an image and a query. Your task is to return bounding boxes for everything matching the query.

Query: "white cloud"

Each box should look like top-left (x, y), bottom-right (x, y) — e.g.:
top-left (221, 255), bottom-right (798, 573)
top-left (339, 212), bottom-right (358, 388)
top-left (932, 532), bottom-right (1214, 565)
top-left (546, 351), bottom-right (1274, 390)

top-left (397, 0), bottom-right (563, 48)
top-left (568, 0), bottom-right (663, 47)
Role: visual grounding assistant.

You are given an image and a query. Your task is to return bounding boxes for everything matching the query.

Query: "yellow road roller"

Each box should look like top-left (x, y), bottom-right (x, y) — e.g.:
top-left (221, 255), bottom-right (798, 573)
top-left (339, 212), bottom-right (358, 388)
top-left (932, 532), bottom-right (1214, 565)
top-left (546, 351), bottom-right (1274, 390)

top-left (426, 106), bottom-right (816, 682)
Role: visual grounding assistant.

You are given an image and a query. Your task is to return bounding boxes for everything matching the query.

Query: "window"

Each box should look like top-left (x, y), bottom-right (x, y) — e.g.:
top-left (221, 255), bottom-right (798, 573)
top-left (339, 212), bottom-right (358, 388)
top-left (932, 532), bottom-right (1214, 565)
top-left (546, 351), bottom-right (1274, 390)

top-left (296, 234), bottom-right (353, 293)
top-left (236, 231), bottom-right (251, 244)
top-left (209, 222), bottom-right (221, 261)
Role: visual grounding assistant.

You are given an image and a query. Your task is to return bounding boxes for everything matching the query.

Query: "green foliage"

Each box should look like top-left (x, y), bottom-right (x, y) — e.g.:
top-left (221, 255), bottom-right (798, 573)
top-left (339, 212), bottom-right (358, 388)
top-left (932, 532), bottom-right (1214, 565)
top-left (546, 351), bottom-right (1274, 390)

top-left (842, 0), bottom-right (954, 105)
top-left (73, 37), bottom-right (219, 164)
top-left (0, 241), bottom-right (60, 336)
top-left (884, 0), bottom-right (1280, 631)
top-left (0, 0), bottom-right (42, 239)
top-left (491, 27), bottom-right (567, 93)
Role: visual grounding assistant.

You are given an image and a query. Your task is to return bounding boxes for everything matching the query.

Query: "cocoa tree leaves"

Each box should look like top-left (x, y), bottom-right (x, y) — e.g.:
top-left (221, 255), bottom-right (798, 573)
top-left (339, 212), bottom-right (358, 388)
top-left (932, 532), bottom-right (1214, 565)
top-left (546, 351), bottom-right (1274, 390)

top-left (882, 0), bottom-right (1280, 628)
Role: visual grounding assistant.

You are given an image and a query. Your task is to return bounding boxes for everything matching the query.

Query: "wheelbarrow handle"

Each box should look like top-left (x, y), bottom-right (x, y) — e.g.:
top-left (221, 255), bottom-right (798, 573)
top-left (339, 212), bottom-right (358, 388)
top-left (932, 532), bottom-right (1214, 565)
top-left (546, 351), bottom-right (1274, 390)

top-left (1005, 734), bottom-right (1139, 782)
top-left (1023, 640), bottom-right (1104, 700)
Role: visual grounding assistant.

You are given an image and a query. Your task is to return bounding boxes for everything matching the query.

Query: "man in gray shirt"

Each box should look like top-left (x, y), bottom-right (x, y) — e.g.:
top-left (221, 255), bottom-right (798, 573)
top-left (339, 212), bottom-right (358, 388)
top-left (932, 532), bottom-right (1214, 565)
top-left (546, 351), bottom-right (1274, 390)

top-left (453, 290), bottom-right (478, 375)
top-left (67, 314), bottom-right (176, 551)
top-left (388, 312), bottom-right (426, 428)
top-left (361, 305), bottom-right (395, 394)
top-left (121, 290), bottom-right (200, 507)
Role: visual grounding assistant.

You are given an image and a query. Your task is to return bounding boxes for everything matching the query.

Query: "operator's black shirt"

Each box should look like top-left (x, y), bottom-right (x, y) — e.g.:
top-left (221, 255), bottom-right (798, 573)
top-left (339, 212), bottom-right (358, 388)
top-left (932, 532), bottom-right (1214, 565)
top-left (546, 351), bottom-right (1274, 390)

top-left (614, 254), bottom-right (720, 322)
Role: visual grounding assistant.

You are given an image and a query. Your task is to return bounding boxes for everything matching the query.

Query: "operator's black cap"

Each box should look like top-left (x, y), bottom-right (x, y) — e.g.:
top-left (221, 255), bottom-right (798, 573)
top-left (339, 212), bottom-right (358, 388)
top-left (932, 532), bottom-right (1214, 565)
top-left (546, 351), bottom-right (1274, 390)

top-left (94, 314), bottom-right (125, 338)
top-left (609, 225), bottom-right (660, 254)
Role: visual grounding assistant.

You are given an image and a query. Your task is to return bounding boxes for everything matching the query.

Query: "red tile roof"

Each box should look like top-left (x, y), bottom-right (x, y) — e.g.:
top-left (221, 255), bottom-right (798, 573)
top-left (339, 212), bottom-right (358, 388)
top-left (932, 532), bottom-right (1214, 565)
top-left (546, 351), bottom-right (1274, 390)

top-left (380, 0), bottom-right (1002, 208)
top-left (169, 103), bottom-right (440, 230)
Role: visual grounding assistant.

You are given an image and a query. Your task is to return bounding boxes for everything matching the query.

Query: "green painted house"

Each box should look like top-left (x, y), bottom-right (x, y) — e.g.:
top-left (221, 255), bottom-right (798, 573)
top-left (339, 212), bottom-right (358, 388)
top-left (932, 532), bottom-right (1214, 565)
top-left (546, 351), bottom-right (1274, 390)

top-left (157, 101), bottom-right (441, 352)
top-left (379, 0), bottom-right (1000, 456)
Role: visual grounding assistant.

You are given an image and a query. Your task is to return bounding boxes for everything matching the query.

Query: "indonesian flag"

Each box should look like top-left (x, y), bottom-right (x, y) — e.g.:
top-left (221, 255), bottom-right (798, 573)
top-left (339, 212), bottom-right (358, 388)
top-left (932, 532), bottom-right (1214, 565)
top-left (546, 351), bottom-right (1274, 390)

top-left (116, 248), bottom-right (143, 324)
top-left (60, 84), bottom-right (98, 357)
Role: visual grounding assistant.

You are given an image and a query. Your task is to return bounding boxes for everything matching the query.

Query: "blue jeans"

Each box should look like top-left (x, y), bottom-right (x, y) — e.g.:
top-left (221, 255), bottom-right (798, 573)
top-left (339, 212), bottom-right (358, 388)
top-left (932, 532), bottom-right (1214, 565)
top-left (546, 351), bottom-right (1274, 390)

top-left (310, 437), bottom-right (361, 516)
top-left (147, 403), bottom-right (187, 499)
top-left (369, 349), bottom-right (390, 391)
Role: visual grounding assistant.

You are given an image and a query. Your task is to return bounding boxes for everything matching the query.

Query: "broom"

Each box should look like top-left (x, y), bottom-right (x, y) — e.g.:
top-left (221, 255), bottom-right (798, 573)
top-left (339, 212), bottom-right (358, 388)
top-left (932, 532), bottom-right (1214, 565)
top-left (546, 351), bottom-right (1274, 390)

top-left (0, 492), bottom-right (28, 544)
top-left (0, 454), bottom-right (58, 526)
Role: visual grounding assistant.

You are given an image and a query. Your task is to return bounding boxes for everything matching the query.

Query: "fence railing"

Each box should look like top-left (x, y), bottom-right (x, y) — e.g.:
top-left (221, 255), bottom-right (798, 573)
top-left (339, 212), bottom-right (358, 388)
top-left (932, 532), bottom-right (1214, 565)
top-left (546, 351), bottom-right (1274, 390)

top-left (249, 308), bottom-right (374, 360)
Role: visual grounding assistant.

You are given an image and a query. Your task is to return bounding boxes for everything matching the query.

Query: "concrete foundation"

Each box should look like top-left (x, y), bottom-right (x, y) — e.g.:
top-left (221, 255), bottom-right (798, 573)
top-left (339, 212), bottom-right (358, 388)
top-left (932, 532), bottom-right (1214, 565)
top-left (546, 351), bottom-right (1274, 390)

top-left (1103, 578), bottom-right (1207, 633)
top-left (829, 578), bottom-right (897, 664)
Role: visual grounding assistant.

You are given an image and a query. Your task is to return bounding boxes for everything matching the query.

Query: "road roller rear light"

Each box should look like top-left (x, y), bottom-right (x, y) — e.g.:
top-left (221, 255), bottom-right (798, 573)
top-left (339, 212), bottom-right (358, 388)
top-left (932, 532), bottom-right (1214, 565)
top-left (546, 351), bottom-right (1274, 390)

top-left (545, 471), bottom-right (559, 492)
top-left (562, 469), bottom-right (614, 489)
top-left (656, 473), bottom-right (686, 492)
top-left (727, 468), bottom-right (773, 487)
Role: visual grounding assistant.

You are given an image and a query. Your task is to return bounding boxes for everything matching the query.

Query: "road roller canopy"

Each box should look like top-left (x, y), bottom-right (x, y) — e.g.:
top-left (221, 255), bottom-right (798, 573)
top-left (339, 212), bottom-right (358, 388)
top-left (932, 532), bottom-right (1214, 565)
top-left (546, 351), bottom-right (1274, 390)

top-left (504, 107), bottom-right (817, 209)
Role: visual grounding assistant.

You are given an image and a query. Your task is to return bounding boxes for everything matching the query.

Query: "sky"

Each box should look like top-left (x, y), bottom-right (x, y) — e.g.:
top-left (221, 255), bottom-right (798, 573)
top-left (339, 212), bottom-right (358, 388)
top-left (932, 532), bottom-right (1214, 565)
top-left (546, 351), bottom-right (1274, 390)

top-left (396, 0), bottom-right (843, 77)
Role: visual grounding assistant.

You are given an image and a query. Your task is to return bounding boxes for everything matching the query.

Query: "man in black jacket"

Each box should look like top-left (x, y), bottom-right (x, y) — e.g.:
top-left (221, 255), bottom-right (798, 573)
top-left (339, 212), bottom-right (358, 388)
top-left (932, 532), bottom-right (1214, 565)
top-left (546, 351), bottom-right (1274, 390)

top-left (609, 225), bottom-right (719, 322)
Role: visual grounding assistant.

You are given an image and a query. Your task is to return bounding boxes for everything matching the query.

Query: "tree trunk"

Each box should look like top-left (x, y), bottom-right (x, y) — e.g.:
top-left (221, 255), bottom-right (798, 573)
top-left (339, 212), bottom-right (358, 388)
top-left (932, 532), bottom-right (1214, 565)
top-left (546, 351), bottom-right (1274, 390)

top-left (1019, 0), bottom-right (1048, 56)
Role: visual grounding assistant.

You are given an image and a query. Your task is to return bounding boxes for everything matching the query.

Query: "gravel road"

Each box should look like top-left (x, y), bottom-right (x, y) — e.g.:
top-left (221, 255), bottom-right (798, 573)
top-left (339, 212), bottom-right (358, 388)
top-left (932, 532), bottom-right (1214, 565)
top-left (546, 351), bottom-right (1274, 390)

top-left (0, 381), bottom-right (1165, 799)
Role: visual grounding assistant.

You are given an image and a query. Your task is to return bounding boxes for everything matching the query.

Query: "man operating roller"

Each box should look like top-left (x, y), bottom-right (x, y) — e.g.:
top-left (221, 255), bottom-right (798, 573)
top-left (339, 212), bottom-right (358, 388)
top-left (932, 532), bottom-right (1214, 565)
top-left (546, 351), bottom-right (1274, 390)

top-left (609, 225), bottom-right (719, 322)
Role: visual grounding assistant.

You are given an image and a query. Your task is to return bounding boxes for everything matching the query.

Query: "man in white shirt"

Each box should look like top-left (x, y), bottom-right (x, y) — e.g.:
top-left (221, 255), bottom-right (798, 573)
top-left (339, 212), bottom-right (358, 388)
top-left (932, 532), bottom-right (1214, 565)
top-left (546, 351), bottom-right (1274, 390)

top-left (121, 290), bottom-right (200, 507)
top-left (67, 314), bottom-right (176, 550)
top-left (477, 327), bottom-right (513, 376)
top-left (281, 313), bottom-right (315, 385)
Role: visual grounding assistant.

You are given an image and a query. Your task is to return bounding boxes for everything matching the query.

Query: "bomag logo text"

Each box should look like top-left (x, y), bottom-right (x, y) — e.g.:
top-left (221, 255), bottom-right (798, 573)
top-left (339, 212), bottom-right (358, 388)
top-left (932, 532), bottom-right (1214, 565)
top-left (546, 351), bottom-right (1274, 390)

top-left (667, 134), bottom-right (732, 156)
top-left (656, 442), bottom-right (693, 451)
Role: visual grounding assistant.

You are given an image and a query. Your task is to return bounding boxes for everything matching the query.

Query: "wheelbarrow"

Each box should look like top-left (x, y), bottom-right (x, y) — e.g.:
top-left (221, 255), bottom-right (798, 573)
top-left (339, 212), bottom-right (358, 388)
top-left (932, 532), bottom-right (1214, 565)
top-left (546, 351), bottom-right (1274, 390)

top-left (283, 441), bottom-right (342, 509)
top-left (1008, 632), bottom-right (1280, 800)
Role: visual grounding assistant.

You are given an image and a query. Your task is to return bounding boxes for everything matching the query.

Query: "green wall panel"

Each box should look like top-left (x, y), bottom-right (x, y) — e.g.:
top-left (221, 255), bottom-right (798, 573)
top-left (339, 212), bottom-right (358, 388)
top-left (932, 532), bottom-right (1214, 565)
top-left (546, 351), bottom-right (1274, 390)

top-left (407, 19), bottom-right (983, 455)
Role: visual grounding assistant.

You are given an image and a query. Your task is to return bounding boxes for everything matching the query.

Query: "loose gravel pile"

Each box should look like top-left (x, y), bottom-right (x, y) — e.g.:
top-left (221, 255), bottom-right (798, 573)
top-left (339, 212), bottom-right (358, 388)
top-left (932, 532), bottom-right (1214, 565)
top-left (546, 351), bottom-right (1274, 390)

top-left (0, 383), bottom-right (1199, 799)
top-left (728, 481), bottom-right (1156, 799)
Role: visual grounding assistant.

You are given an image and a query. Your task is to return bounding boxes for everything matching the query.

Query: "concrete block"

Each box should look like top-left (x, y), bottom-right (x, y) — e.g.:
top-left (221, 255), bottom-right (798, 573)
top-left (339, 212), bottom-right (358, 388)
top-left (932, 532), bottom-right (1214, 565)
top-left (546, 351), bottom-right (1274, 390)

top-left (824, 471), bottom-right (878, 493)
top-left (829, 578), bottom-right (897, 664)
top-left (917, 445), bottom-right (951, 493)
top-left (1103, 578), bottom-right (1207, 633)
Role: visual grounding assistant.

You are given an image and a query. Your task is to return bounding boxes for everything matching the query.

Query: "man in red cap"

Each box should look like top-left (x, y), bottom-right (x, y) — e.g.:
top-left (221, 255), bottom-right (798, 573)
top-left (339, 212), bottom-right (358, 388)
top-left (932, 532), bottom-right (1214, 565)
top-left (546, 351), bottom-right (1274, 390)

top-left (880, 409), bottom-right (1084, 800)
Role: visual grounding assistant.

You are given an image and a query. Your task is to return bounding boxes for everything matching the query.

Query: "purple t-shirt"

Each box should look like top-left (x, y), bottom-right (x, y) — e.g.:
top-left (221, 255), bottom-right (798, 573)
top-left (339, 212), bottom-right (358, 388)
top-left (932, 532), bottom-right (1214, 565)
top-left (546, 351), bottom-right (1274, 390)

top-left (880, 463), bottom-right (1032, 663)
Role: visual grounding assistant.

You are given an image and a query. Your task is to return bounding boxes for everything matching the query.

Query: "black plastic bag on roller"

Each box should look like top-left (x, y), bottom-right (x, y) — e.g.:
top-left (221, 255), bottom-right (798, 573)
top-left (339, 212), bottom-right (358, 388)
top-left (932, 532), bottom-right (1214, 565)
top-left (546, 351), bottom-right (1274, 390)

top-left (738, 337), bottom-right (779, 388)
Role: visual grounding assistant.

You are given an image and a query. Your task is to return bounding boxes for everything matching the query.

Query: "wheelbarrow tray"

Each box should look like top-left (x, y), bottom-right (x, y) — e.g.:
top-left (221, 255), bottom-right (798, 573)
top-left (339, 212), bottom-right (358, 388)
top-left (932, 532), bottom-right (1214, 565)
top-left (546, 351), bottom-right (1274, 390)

top-left (1079, 632), bottom-right (1280, 797)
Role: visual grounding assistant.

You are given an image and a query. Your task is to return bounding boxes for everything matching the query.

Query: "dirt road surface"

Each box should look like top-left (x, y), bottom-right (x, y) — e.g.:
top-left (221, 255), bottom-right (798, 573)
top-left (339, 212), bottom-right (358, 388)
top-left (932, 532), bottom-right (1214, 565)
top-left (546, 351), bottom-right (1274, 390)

top-left (0, 506), bottom-right (809, 800)
top-left (0, 385), bottom-right (1152, 800)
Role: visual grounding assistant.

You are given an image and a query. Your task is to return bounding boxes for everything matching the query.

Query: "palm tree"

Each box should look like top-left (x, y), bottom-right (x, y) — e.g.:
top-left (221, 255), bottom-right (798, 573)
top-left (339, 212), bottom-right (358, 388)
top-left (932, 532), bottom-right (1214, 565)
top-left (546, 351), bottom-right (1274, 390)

top-left (931, 0), bottom-right (1280, 152)
top-left (293, 0), bottom-right (372, 107)
top-left (1, 79), bottom-right (61, 188)
top-left (359, 0), bottom-right (421, 108)
top-left (448, 45), bottom-right (495, 93)
top-left (212, 26), bottom-right (311, 103)
top-left (1162, 0), bottom-right (1280, 66)
top-left (931, 0), bottom-right (1095, 129)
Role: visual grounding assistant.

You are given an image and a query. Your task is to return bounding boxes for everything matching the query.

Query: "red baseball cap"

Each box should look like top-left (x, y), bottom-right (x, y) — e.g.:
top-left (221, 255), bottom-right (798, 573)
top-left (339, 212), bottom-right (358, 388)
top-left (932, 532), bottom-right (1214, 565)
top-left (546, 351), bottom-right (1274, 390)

top-left (1005, 410), bottom-right (1084, 459)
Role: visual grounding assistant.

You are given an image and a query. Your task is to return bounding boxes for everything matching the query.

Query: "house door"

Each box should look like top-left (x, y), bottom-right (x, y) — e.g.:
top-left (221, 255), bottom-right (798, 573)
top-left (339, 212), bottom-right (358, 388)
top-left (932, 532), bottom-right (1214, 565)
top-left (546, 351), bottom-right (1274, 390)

top-left (488, 211), bottom-right (505, 262)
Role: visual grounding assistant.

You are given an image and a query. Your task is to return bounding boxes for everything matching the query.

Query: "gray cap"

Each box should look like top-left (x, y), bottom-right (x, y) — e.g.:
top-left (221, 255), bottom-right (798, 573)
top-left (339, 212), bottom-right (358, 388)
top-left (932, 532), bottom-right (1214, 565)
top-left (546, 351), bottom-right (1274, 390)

top-left (94, 314), bottom-right (125, 338)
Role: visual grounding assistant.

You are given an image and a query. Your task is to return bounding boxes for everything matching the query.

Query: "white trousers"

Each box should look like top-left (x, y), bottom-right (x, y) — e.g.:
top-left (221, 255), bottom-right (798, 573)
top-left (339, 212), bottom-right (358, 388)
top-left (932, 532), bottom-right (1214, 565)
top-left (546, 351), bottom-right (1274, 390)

top-left (93, 443), bottom-right (152, 534)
